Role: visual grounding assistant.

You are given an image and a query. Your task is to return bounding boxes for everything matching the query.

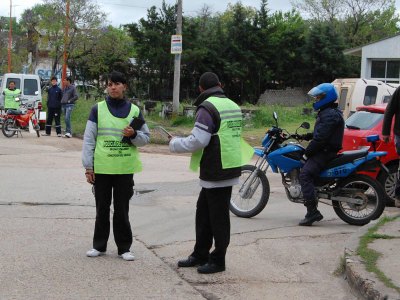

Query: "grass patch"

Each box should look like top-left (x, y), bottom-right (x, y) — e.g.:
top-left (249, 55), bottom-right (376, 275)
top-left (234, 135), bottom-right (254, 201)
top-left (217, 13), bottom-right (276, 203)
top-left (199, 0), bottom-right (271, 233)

top-left (357, 216), bottom-right (400, 293)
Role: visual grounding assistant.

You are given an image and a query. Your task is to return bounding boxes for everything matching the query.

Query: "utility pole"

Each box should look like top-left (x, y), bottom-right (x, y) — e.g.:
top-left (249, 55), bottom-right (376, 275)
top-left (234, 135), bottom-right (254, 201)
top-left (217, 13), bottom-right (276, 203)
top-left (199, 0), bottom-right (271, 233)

top-left (7, 0), bottom-right (12, 72)
top-left (172, 0), bottom-right (182, 114)
top-left (62, 0), bottom-right (70, 88)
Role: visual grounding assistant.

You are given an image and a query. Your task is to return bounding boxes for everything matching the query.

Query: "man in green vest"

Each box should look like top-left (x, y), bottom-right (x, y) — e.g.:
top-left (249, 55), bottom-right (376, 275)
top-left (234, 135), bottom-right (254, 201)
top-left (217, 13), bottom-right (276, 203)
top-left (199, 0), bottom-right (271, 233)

top-left (3, 81), bottom-right (21, 110)
top-left (82, 71), bottom-right (150, 261)
top-left (169, 72), bottom-right (253, 274)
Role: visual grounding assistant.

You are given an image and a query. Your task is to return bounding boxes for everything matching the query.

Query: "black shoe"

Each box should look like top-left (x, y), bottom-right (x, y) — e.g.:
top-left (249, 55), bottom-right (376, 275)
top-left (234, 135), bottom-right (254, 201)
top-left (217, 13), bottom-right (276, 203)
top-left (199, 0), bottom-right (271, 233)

top-left (299, 210), bottom-right (323, 226)
top-left (197, 263), bottom-right (225, 274)
top-left (178, 256), bottom-right (207, 268)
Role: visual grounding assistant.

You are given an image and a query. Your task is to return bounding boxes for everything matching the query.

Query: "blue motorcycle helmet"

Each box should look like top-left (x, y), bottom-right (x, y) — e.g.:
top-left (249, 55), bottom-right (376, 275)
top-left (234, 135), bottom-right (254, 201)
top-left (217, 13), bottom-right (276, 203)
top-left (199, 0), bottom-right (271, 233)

top-left (308, 83), bottom-right (338, 110)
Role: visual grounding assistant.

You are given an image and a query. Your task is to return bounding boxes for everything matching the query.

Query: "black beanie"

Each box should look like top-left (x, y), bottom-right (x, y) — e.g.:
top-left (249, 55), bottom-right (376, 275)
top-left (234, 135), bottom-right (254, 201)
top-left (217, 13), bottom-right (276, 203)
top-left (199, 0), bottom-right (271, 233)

top-left (199, 72), bottom-right (219, 90)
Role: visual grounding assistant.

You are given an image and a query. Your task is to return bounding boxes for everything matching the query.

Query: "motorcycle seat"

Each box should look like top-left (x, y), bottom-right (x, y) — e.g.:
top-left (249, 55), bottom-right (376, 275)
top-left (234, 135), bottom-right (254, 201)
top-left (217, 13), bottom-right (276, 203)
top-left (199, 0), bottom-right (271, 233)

top-left (325, 149), bottom-right (368, 169)
top-left (6, 109), bottom-right (24, 115)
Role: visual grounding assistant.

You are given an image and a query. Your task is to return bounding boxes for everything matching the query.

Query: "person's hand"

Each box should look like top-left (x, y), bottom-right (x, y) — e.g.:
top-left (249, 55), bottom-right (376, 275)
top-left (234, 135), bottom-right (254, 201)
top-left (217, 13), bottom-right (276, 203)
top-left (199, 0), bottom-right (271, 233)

top-left (85, 169), bottom-right (95, 184)
top-left (123, 126), bottom-right (135, 137)
top-left (383, 135), bottom-right (390, 143)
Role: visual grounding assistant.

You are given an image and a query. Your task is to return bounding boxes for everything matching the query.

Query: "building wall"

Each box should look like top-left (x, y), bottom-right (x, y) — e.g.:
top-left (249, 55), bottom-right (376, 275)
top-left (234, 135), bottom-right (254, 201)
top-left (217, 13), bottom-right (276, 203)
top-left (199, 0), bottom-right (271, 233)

top-left (360, 35), bottom-right (400, 79)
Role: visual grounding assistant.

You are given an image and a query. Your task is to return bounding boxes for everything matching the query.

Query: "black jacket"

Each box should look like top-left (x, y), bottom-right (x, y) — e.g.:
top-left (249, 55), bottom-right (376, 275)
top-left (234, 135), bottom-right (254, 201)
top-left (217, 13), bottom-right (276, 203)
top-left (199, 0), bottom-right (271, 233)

top-left (382, 86), bottom-right (400, 136)
top-left (47, 85), bottom-right (62, 108)
top-left (305, 103), bottom-right (344, 157)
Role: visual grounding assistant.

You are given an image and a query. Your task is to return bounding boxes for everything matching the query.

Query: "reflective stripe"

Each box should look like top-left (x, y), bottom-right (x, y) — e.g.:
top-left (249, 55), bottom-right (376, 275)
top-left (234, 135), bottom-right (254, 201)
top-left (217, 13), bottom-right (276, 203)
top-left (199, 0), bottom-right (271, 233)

top-left (97, 132), bottom-right (122, 137)
top-left (98, 127), bottom-right (122, 133)
top-left (219, 109), bottom-right (241, 115)
top-left (194, 122), bottom-right (208, 130)
top-left (220, 114), bottom-right (243, 120)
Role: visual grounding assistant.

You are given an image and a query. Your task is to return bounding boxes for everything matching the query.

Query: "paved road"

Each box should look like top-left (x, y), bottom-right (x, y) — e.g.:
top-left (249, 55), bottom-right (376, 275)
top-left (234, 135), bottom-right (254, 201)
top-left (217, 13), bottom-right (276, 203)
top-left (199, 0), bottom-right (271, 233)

top-left (1, 132), bottom-right (387, 299)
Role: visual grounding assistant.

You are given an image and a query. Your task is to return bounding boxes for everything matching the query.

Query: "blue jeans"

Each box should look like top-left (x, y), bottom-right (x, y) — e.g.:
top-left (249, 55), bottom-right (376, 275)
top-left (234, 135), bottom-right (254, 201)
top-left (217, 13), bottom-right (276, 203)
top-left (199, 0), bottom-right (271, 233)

top-left (62, 104), bottom-right (74, 134)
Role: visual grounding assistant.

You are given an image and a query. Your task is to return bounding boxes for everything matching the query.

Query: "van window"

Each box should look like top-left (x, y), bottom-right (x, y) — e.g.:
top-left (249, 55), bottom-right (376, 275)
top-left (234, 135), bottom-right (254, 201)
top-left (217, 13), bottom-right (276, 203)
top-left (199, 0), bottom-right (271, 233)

top-left (339, 88), bottom-right (348, 110)
top-left (383, 95), bottom-right (392, 103)
top-left (23, 79), bottom-right (39, 96)
top-left (363, 86), bottom-right (377, 105)
top-left (6, 78), bottom-right (21, 90)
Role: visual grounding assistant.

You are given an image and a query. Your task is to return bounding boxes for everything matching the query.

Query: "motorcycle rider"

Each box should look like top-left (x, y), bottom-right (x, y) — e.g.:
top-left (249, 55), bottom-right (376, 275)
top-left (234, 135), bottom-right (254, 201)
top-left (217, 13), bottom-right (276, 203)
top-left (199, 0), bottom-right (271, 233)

top-left (299, 83), bottom-right (344, 226)
top-left (3, 81), bottom-right (21, 111)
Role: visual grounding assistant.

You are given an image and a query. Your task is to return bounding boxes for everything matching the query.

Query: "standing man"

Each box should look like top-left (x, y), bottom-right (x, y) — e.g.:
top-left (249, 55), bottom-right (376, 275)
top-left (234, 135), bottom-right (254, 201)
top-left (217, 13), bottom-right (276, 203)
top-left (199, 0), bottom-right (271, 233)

top-left (382, 85), bottom-right (400, 208)
top-left (169, 72), bottom-right (253, 274)
top-left (82, 71), bottom-right (150, 261)
top-left (43, 76), bottom-right (63, 136)
top-left (61, 76), bottom-right (78, 138)
top-left (299, 83), bottom-right (344, 226)
top-left (3, 81), bottom-right (21, 111)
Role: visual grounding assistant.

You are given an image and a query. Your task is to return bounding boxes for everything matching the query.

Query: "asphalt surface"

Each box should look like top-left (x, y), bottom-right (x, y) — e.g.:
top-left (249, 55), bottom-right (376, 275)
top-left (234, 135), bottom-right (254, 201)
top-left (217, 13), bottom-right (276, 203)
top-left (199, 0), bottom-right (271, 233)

top-left (0, 132), bottom-right (399, 299)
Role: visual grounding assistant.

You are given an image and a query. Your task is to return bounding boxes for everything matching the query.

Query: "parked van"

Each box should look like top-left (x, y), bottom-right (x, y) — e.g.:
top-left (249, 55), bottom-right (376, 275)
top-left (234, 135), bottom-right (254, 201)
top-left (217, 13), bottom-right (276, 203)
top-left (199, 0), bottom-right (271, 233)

top-left (332, 78), bottom-right (399, 119)
top-left (0, 73), bottom-right (46, 129)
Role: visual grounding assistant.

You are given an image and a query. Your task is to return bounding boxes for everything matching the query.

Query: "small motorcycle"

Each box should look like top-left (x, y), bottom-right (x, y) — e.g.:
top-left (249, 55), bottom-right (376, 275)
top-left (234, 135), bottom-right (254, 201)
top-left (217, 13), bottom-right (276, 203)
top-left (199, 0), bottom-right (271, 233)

top-left (2, 99), bottom-right (41, 138)
top-left (230, 112), bottom-right (388, 226)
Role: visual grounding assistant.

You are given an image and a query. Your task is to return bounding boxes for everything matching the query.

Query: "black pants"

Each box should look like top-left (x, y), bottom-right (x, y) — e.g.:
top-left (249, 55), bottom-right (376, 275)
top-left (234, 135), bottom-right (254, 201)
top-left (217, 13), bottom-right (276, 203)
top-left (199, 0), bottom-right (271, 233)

top-left (300, 151), bottom-right (337, 202)
top-left (92, 173), bottom-right (134, 255)
top-left (45, 107), bottom-right (61, 135)
top-left (191, 186), bottom-right (232, 266)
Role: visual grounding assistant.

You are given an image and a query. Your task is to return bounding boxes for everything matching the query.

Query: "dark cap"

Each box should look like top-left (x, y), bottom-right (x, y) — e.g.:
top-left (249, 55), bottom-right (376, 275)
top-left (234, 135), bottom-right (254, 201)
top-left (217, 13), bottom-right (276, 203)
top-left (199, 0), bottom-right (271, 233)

top-left (108, 71), bottom-right (127, 84)
top-left (199, 72), bottom-right (220, 90)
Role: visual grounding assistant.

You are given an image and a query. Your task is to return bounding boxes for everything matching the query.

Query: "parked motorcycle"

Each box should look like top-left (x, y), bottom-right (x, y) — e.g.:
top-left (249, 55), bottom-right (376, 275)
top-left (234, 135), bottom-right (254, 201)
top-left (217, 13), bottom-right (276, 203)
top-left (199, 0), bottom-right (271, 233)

top-left (2, 99), bottom-right (41, 138)
top-left (230, 112), bottom-right (388, 225)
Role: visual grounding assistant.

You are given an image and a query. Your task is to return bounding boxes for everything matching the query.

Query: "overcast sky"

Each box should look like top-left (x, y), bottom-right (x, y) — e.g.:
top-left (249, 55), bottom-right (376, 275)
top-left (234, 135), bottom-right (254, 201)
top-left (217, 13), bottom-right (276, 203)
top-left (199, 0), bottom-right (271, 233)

top-left (1, 0), bottom-right (399, 27)
top-left (1, 0), bottom-right (294, 26)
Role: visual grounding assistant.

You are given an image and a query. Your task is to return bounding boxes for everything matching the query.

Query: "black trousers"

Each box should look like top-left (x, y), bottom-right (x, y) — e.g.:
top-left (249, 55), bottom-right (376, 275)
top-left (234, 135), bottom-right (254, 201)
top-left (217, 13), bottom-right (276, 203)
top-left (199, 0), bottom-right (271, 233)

top-left (45, 107), bottom-right (61, 135)
top-left (300, 151), bottom-right (337, 203)
top-left (191, 186), bottom-right (232, 266)
top-left (92, 174), bottom-right (134, 255)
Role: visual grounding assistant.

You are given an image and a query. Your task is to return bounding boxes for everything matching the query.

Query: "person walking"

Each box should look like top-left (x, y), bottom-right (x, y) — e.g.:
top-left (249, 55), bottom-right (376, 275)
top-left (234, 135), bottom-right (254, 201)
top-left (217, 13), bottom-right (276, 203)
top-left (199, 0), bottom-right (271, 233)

top-left (82, 71), bottom-right (150, 261)
top-left (61, 77), bottom-right (78, 138)
top-left (298, 83), bottom-right (345, 226)
top-left (3, 81), bottom-right (21, 111)
top-left (382, 85), bottom-right (400, 208)
top-left (43, 76), bottom-right (63, 136)
top-left (169, 72), bottom-right (253, 274)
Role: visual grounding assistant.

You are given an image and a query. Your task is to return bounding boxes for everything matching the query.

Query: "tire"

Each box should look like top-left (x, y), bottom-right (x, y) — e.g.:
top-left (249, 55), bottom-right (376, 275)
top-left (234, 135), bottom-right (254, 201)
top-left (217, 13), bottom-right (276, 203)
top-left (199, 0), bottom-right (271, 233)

top-left (377, 164), bottom-right (398, 207)
top-left (2, 119), bottom-right (16, 138)
top-left (230, 165), bottom-right (270, 218)
top-left (332, 174), bottom-right (386, 226)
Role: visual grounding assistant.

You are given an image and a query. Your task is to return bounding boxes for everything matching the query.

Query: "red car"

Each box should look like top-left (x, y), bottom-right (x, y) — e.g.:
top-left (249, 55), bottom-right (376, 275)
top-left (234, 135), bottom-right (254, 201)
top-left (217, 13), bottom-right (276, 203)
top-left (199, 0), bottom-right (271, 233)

top-left (343, 104), bottom-right (398, 206)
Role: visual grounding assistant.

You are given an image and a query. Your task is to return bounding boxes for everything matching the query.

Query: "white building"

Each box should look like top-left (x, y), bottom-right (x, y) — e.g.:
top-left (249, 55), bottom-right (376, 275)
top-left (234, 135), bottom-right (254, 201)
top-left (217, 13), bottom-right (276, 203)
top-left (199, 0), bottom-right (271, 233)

top-left (344, 34), bottom-right (400, 84)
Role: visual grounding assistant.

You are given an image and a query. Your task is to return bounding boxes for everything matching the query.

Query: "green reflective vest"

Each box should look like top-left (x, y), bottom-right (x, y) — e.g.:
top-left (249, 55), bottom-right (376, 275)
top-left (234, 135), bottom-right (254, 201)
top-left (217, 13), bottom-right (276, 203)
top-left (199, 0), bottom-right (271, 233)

top-left (94, 101), bottom-right (142, 174)
top-left (190, 97), bottom-right (254, 172)
top-left (4, 88), bottom-right (21, 109)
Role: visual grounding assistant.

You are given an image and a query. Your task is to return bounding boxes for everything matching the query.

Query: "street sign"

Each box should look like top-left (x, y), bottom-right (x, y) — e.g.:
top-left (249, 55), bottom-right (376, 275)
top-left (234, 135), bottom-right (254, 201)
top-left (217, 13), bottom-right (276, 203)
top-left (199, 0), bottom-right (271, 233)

top-left (171, 35), bottom-right (182, 54)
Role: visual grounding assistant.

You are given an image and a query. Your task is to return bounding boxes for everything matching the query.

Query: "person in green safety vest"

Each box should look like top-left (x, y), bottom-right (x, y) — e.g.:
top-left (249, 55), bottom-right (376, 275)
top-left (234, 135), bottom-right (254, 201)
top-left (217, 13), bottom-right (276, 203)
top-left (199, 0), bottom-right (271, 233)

top-left (82, 71), bottom-right (150, 261)
top-left (169, 72), bottom-right (253, 274)
top-left (3, 81), bottom-right (21, 111)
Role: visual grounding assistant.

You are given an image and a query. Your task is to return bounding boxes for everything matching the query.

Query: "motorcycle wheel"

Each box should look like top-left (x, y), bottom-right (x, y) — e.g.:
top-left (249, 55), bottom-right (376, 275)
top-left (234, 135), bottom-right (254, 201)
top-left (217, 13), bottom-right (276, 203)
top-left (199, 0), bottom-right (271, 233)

top-left (2, 119), bottom-right (17, 138)
top-left (332, 174), bottom-right (385, 226)
top-left (230, 165), bottom-right (270, 218)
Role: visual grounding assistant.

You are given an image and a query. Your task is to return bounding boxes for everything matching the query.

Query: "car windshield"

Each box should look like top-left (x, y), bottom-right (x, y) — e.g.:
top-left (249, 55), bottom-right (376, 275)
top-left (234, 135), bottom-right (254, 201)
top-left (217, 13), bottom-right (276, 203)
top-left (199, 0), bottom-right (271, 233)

top-left (345, 111), bottom-right (383, 130)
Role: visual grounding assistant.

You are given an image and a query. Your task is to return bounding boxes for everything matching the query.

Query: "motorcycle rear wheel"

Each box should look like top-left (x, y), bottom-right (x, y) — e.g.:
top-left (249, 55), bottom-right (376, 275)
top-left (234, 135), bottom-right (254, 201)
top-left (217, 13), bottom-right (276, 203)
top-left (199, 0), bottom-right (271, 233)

top-left (2, 119), bottom-right (17, 138)
top-left (332, 174), bottom-right (385, 226)
top-left (230, 165), bottom-right (270, 218)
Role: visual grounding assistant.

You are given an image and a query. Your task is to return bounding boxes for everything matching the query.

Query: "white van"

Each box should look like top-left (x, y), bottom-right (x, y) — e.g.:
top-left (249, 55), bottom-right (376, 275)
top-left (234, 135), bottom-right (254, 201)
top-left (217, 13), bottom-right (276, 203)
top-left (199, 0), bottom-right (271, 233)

top-left (0, 73), bottom-right (46, 128)
top-left (332, 78), bottom-right (399, 119)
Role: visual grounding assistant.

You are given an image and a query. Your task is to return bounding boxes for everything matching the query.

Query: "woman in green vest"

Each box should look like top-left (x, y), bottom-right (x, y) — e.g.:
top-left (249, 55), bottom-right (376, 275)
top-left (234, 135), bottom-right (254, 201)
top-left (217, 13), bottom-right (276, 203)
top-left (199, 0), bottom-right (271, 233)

top-left (169, 72), bottom-right (253, 274)
top-left (82, 71), bottom-right (150, 261)
top-left (3, 81), bottom-right (21, 110)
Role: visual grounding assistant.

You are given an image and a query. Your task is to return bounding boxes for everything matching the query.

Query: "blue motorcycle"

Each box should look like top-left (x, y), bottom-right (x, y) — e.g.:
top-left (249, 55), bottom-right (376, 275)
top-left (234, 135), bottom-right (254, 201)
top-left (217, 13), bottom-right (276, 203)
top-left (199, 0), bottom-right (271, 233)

top-left (230, 112), bottom-right (388, 225)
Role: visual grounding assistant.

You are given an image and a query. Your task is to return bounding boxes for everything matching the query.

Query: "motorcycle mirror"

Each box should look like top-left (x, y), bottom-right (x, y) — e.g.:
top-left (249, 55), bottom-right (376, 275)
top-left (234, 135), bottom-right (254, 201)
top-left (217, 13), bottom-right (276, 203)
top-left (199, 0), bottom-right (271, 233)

top-left (300, 122), bottom-right (310, 129)
top-left (273, 112), bottom-right (278, 121)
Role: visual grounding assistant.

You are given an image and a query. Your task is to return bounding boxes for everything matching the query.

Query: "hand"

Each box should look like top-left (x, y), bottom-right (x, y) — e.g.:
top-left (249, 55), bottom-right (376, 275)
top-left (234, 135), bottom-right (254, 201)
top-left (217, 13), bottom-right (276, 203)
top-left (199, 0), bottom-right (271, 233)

top-left (383, 135), bottom-right (390, 143)
top-left (123, 126), bottom-right (135, 137)
top-left (85, 169), bottom-right (95, 184)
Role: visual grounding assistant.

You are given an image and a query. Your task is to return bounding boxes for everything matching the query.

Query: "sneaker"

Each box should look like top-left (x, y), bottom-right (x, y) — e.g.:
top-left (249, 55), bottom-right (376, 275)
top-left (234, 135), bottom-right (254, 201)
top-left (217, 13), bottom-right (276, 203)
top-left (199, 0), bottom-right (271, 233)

top-left (57, 134), bottom-right (62, 137)
top-left (119, 252), bottom-right (135, 261)
top-left (64, 133), bottom-right (72, 138)
top-left (86, 249), bottom-right (105, 257)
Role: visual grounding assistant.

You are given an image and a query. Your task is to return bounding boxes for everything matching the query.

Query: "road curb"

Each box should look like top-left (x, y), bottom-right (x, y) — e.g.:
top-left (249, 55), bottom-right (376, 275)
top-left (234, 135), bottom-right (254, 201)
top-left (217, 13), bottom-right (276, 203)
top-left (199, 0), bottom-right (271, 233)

top-left (344, 214), bottom-right (400, 300)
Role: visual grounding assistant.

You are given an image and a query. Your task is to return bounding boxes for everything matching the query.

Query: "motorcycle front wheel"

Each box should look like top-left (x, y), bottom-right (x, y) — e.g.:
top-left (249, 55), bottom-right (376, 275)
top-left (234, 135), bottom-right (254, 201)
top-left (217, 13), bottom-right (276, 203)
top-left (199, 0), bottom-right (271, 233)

top-left (230, 165), bottom-right (270, 218)
top-left (2, 119), bottom-right (17, 138)
top-left (332, 174), bottom-right (385, 226)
